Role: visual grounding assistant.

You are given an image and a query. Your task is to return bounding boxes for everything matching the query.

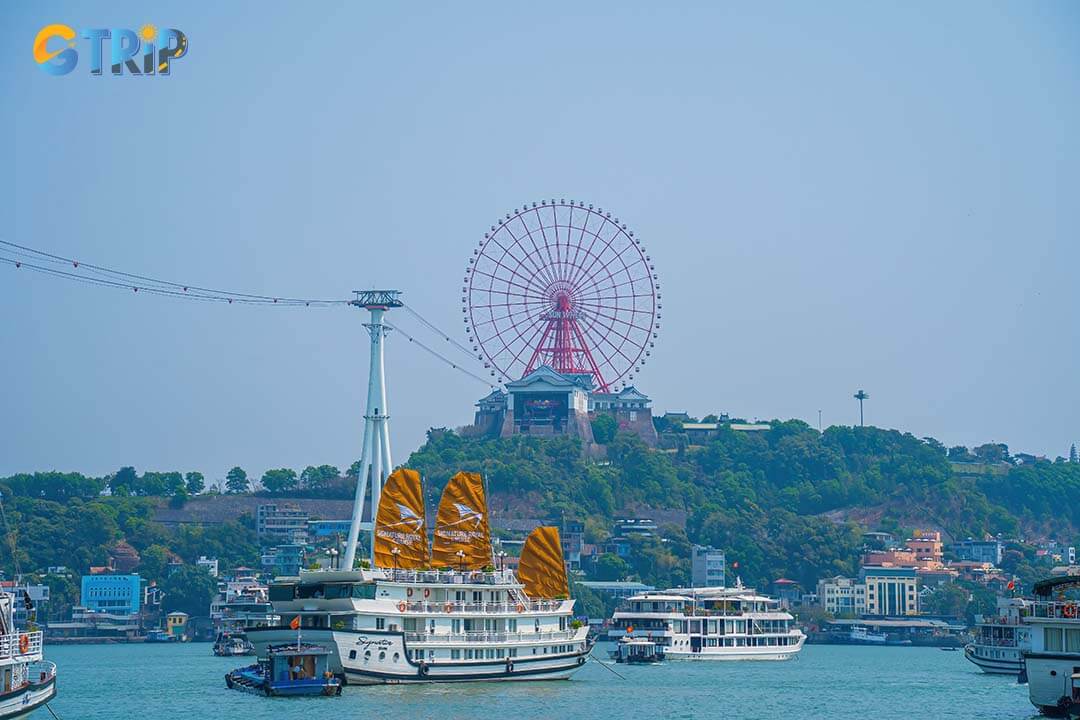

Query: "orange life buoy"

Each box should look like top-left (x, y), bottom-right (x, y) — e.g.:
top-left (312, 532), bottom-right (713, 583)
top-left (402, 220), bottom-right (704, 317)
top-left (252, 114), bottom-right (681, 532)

top-left (424, 588), bottom-right (431, 598)
top-left (18, 635), bottom-right (28, 654)
top-left (444, 602), bottom-right (453, 613)
top-left (1064, 604), bottom-right (1077, 619)
top-left (515, 603), bottom-right (525, 613)
top-left (397, 601), bottom-right (407, 612)
top-left (407, 587), bottom-right (413, 597)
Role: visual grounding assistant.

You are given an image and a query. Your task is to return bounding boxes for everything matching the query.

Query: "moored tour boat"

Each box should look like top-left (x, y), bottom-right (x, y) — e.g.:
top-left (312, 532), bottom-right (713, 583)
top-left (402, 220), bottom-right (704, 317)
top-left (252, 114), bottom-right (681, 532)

top-left (1022, 575), bottom-right (1080, 716)
top-left (248, 469), bottom-right (590, 684)
top-left (608, 582), bottom-right (805, 661)
top-left (964, 596), bottom-right (1031, 676)
top-left (0, 593), bottom-right (56, 718)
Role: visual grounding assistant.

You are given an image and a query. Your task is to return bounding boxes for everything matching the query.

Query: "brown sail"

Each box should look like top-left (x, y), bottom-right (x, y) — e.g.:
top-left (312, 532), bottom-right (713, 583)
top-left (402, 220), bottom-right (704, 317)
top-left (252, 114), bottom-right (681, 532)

top-left (517, 526), bottom-right (569, 599)
top-left (373, 468), bottom-right (429, 569)
top-left (430, 471), bottom-right (492, 569)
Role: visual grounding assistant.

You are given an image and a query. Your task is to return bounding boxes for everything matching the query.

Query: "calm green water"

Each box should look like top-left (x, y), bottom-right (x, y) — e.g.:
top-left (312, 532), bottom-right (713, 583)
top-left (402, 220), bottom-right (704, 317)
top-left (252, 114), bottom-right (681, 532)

top-left (40, 642), bottom-right (1037, 720)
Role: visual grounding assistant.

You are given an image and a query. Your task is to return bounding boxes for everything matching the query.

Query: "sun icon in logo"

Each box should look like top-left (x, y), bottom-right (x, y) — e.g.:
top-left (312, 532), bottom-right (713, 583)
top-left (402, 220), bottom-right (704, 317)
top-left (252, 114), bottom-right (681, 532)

top-left (139, 24), bottom-right (157, 43)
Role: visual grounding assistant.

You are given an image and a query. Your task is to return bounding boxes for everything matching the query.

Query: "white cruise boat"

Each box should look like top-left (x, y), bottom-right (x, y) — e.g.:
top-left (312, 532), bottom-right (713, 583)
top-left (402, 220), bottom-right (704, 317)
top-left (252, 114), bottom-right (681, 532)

top-left (964, 596), bottom-right (1031, 675)
top-left (849, 625), bottom-right (887, 644)
top-left (249, 469), bottom-right (589, 684)
top-left (0, 593), bottom-right (56, 718)
top-left (1023, 575), bottom-right (1080, 716)
top-left (608, 582), bottom-right (805, 660)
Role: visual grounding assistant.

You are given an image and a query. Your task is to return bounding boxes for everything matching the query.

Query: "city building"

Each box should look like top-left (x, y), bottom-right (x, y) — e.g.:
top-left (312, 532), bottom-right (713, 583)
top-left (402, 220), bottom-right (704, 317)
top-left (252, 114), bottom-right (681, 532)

top-left (691, 545), bottom-right (726, 588)
top-left (256, 503), bottom-right (309, 544)
top-left (613, 517), bottom-right (658, 537)
top-left (950, 539), bottom-right (1004, 566)
top-left (861, 567), bottom-right (920, 617)
top-left (165, 611), bottom-right (189, 640)
top-left (80, 574), bottom-right (142, 615)
top-left (196, 556), bottom-right (219, 577)
top-left (261, 544), bottom-right (305, 577)
top-left (770, 578), bottom-right (801, 609)
top-left (561, 521), bottom-right (584, 571)
top-left (816, 576), bottom-right (866, 617)
top-left (307, 519), bottom-right (354, 540)
top-left (906, 530), bottom-right (944, 566)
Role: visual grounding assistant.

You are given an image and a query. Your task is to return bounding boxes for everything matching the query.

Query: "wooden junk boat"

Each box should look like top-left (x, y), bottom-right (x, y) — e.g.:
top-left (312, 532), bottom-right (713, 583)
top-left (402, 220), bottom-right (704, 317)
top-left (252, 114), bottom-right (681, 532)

top-left (611, 636), bottom-right (666, 664)
top-left (225, 643), bottom-right (342, 697)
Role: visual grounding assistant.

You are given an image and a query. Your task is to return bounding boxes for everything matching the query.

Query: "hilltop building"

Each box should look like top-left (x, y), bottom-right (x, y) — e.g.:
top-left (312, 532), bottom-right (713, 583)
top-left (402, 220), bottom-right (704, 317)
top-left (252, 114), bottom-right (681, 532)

top-left (470, 365), bottom-right (657, 446)
top-left (256, 503), bottom-right (308, 544)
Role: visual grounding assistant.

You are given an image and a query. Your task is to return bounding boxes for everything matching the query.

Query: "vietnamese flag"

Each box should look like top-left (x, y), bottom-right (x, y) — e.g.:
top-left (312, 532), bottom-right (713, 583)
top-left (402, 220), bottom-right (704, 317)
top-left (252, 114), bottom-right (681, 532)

top-left (1007, 580), bottom-right (1015, 591)
top-left (289, 616), bottom-right (300, 630)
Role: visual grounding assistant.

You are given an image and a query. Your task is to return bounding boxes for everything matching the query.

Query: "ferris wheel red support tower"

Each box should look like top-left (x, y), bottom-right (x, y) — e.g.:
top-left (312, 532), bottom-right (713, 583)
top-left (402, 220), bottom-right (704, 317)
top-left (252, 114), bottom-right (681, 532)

top-left (524, 291), bottom-right (608, 389)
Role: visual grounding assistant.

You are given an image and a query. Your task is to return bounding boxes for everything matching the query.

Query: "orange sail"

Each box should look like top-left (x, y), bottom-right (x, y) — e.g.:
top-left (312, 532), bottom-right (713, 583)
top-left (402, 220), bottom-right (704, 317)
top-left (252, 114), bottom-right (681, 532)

top-left (431, 471), bottom-right (492, 569)
top-left (517, 526), bottom-right (569, 599)
top-left (373, 468), bottom-right (429, 569)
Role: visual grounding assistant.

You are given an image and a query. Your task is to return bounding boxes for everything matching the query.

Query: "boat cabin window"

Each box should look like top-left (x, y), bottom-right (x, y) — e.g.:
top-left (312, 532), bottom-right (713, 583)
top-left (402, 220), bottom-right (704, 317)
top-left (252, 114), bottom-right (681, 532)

top-left (269, 583), bottom-right (296, 602)
top-left (293, 582), bottom-right (375, 600)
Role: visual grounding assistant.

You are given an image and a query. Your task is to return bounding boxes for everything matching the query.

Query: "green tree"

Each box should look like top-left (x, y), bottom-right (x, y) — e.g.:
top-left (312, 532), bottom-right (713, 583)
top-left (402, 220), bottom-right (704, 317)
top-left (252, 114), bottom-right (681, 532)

top-left (161, 564), bottom-right (218, 617)
top-left (185, 472), bottom-right (205, 495)
top-left (590, 414), bottom-right (617, 444)
top-left (110, 466), bottom-right (138, 496)
top-left (225, 467), bottom-right (249, 494)
top-left (300, 465), bottom-right (340, 491)
top-left (261, 468), bottom-right (298, 494)
top-left (595, 553), bottom-right (631, 581)
top-left (139, 544), bottom-right (171, 583)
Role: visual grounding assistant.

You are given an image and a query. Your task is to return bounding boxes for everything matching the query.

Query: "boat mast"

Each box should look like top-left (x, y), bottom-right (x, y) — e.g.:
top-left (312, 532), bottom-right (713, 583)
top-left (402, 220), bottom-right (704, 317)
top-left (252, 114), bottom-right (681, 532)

top-left (342, 290), bottom-right (402, 571)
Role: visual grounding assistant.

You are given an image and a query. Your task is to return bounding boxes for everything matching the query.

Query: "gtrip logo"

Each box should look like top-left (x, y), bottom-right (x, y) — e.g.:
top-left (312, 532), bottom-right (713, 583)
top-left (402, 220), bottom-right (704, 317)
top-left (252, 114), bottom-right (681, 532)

top-left (33, 24), bottom-right (188, 76)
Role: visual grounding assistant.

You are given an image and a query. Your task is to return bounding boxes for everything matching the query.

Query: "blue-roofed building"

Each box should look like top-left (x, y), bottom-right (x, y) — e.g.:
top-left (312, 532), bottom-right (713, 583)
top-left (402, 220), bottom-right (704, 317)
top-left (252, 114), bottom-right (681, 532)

top-left (80, 574), bottom-right (142, 615)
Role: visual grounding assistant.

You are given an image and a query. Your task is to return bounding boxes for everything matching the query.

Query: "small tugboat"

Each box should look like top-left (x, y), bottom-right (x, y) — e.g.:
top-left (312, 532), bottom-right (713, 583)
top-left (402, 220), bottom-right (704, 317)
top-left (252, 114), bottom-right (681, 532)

top-left (611, 636), bottom-right (665, 664)
top-left (225, 643), bottom-right (342, 697)
top-left (213, 632), bottom-right (254, 657)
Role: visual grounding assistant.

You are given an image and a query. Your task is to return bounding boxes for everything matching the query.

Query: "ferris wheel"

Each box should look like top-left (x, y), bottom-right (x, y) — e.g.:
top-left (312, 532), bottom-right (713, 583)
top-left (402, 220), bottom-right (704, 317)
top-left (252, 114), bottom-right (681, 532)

top-left (463, 199), bottom-right (660, 392)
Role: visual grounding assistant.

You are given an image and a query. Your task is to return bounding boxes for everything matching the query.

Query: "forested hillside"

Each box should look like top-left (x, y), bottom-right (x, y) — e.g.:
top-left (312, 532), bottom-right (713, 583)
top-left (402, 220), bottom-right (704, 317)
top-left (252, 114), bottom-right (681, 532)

top-left (407, 422), bottom-right (1080, 589)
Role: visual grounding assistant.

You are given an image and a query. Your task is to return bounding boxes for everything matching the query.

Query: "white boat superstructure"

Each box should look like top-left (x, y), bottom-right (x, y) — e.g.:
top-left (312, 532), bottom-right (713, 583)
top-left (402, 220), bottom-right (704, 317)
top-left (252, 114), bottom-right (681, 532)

top-left (1023, 575), bottom-right (1080, 716)
top-left (849, 625), bottom-right (887, 644)
top-left (964, 596), bottom-right (1031, 676)
top-left (0, 594), bottom-right (55, 718)
top-left (248, 568), bottom-right (589, 683)
top-left (609, 582), bottom-right (805, 661)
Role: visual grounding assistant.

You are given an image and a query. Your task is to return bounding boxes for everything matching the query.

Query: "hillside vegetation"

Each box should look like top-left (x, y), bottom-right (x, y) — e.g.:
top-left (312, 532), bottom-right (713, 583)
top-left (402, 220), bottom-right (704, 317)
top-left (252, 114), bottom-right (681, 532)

top-left (407, 422), bottom-right (1080, 589)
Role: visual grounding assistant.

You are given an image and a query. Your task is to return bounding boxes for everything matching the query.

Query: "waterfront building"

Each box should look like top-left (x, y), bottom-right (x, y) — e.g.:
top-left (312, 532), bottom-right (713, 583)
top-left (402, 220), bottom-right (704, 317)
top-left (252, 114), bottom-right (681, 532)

top-left (861, 567), bottom-right (919, 616)
top-left (691, 545), bottom-right (726, 588)
top-left (166, 611), bottom-right (189, 640)
top-left (770, 579), bottom-right (801, 609)
top-left (80, 574), bottom-right (141, 615)
top-left (256, 503), bottom-right (309, 544)
top-left (196, 556), bottom-right (219, 577)
top-left (816, 576), bottom-right (866, 616)
top-left (951, 539), bottom-right (1004, 565)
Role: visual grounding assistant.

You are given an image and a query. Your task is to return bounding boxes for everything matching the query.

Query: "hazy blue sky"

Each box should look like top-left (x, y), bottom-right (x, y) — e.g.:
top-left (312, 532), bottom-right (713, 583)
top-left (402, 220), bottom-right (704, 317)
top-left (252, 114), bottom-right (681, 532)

top-left (2, 2), bottom-right (1078, 482)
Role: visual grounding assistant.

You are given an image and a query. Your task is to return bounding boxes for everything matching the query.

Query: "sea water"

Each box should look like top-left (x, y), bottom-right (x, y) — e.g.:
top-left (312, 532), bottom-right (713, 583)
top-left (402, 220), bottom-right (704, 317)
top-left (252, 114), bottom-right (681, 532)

top-left (43, 642), bottom-right (1036, 720)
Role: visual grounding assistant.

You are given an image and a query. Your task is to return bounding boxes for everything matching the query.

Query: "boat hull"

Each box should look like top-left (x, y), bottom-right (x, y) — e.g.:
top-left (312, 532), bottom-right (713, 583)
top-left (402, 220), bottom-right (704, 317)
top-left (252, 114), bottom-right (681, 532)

top-left (0, 676), bottom-right (56, 719)
top-left (1024, 654), bottom-right (1080, 717)
top-left (665, 635), bottom-right (805, 661)
top-left (248, 626), bottom-right (588, 684)
top-left (964, 644), bottom-right (1022, 675)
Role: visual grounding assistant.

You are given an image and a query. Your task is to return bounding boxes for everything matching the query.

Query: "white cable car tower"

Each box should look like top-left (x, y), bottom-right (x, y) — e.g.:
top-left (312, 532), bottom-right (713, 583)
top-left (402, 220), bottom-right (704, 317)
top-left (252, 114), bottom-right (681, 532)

top-left (342, 289), bottom-right (402, 570)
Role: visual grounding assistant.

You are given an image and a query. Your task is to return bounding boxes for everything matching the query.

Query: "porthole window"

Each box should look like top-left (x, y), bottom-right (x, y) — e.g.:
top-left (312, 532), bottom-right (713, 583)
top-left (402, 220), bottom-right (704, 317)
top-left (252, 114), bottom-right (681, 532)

top-left (393, 652), bottom-right (400, 662)
top-left (349, 650), bottom-right (357, 660)
top-left (379, 651), bottom-right (386, 661)
top-left (364, 650), bottom-right (371, 660)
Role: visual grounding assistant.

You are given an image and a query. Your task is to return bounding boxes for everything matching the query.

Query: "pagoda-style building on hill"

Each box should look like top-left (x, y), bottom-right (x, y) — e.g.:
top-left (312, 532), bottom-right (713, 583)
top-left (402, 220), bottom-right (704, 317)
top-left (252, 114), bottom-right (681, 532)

top-left (471, 365), bottom-right (657, 446)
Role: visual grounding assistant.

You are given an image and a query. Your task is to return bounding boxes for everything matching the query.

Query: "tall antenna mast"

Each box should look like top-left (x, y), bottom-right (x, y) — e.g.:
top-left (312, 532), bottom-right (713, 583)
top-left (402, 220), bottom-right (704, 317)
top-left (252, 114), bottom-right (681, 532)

top-left (342, 290), bottom-right (403, 570)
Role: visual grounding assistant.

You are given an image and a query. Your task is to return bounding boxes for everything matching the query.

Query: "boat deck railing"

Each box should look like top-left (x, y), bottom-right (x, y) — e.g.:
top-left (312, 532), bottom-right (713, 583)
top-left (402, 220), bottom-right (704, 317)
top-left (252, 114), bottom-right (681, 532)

top-left (0, 631), bottom-right (43, 660)
top-left (1029, 601), bottom-right (1080, 621)
top-left (384, 569), bottom-right (519, 586)
top-left (401, 599), bottom-right (567, 615)
top-left (971, 638), bottom-right (1021, 648)
top-left (404, 629), bottom-right (579, 644)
